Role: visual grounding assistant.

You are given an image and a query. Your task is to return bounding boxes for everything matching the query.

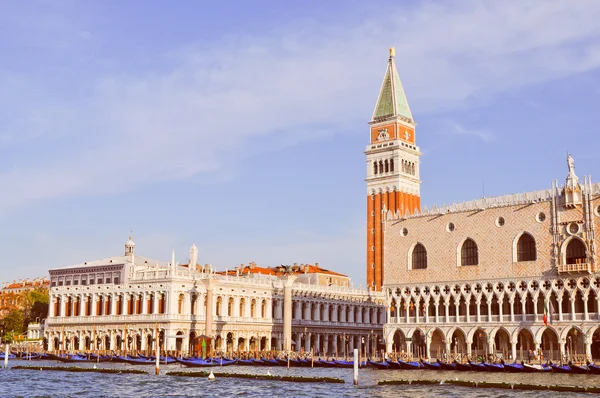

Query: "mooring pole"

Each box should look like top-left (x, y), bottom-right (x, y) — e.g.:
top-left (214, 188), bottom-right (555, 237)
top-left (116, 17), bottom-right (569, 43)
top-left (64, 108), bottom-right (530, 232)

top-left (353, 348), bottom-right (358, 386)
top-left (4, 344), bottom-right (9, 369)
top-left (155, 323), bottom-right (160, 375)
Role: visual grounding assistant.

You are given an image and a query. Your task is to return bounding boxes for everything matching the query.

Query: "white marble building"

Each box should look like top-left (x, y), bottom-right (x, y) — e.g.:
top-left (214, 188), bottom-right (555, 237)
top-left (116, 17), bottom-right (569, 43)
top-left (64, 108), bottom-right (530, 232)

top-left (45, 238), bottom-right (386, 356)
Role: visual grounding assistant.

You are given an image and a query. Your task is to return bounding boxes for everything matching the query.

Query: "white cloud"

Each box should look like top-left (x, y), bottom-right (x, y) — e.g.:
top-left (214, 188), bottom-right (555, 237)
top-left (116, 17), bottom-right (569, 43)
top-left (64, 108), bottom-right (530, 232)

top-left (1, 0), bottom-right (600, 209)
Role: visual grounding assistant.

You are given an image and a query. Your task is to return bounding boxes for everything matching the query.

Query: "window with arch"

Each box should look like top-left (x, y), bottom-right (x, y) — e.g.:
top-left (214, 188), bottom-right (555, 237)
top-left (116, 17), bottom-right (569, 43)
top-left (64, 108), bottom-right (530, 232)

top-left (461, 238), bottom-right (479, 266)
top-left (178, 294), bottom-right (184, 315)
top-left (261, 300), bottom-right (267, 318)
top-left (390, 158), bottom-right (394, 172)
top-left (373, 161), bottom-right (378, 175)
top-left (250, 299), bottom-right (256, 318)
top-left (384, 159), bottom-right (389, 173)
top-left (379, 161), bottom-right (384, 174)
top-left (517, 233), bottom-right (537, 262)
top-left (411, 243), bottom-right (427, 269)
top-left (566, 239), bottom-right (587, 264)
top-left (239, 298), bottom-right (245, 317)
top-left (228, 297), bottom-right (234, 316)
top-left (216, 296), bottom-right (222, 316)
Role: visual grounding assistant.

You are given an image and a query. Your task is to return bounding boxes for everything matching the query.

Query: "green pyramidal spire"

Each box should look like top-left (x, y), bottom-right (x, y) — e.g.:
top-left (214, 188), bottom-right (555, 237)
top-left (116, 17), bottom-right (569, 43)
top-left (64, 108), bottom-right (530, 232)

top-left (372, 48), bottom-right (413, 124)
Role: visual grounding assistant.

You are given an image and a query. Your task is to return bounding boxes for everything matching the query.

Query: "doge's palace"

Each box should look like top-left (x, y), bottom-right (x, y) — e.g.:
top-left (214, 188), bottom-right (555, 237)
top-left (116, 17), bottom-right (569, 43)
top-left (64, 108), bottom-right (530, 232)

top-left (382, 156), bottom-right (600, 362)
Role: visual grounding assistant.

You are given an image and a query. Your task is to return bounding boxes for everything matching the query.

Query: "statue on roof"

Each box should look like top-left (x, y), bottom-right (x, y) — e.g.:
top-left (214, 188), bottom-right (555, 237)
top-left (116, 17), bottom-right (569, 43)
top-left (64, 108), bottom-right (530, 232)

top-left (567, 153), bottom-right (575, 175)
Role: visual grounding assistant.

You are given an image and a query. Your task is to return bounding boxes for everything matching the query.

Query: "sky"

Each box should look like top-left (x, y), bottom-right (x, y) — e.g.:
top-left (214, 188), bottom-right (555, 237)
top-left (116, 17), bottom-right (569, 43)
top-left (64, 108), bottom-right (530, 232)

top-left (1, 0), bottom-right (600, 287)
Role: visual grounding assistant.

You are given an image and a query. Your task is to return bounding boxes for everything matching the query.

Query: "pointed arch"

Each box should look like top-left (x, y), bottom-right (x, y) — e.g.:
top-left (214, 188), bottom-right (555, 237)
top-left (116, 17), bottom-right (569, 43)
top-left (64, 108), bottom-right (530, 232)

top-left (458, 238), bottom-right (479, 266)
top-left (513, 232), bottom-right (537, 262)
top-left (408, 242), bottom-right (427, 270)
top-left (562, 237), bottom-right (588, 265)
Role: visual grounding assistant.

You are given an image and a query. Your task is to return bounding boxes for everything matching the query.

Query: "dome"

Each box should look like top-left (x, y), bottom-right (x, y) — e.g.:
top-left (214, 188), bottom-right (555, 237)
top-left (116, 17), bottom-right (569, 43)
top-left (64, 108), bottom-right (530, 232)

top-left (125, 236), bottom-right (135, 247)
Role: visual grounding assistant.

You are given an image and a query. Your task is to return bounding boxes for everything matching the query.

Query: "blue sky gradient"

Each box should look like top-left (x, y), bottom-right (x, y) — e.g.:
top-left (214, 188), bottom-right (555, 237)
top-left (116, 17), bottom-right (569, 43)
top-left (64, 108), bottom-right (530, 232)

top-left (1, 0), bottom-right (600, 287)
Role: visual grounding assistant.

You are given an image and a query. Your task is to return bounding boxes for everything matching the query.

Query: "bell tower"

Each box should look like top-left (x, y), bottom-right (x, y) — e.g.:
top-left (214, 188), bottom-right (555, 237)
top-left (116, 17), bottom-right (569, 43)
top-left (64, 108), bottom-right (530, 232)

top-left (366, 48), bottom-right (421, 291)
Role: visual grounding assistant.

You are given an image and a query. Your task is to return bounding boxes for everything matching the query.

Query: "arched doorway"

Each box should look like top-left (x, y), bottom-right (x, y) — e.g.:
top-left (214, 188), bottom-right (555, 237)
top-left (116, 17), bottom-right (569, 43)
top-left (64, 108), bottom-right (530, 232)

top-left (115, 335), bottom-right (122, 351)
top-left (146, 334), bottom-right (153, 352)
top-left (104, 335), bottom-right (110, 351)
top-left (565, 238), bottom-right (587, 265)
top-left (260, 336), bottom-right (267, 351)
top-left (450, 329), bottom-right (467, 358)
top-left (493, 328), bottom-right (510, 359)
top-left (84, 336), bottom-right (91, 350)
top-left (54, 337), bottom-right (60, 351)
top-left (516, 329), bottom-right (534, 360)
top-left (175, 331), bottom-right (184, 352)
top-left (592, 328), bottom-right (600, 360)
top-left (238, 337), bottom-right (246, 352)
top-left (565, 327), bottom-right (584, 361)
top-left (189, 331), bottom-right (197, 354)
top-left (392, 329), bottom-right (406, 353)
top-left (412, 329), bottom-right (426, 359)
top-left (226, 333), bottom-right (234, 353)
top-left (470, 328), bottom-right (487, 360)
top-left (541, 328), bottom-right (558, 361)
top-left (430, 329), bottom-right (445, 360)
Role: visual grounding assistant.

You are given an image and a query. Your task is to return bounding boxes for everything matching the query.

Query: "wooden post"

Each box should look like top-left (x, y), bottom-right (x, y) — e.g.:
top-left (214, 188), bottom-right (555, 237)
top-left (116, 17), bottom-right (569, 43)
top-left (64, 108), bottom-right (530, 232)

top-left (155, 323), bottom-right (160, 375)
top-left (353, 348), bottom-right (359, 386)
top-left (4, 344), bottom-right (9, 369)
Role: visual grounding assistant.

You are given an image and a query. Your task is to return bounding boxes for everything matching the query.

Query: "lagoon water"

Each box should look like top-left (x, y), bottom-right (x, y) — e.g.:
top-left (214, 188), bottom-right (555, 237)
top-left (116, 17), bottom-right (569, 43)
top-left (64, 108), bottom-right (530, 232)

top-left (0, 360), bottom-right (596, 397)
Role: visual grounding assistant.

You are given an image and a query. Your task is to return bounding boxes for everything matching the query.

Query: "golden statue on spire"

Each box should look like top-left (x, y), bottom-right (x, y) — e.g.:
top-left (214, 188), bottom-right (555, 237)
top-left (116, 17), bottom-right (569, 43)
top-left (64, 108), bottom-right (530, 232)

top-left (389, 47), bottom-right (396, 58)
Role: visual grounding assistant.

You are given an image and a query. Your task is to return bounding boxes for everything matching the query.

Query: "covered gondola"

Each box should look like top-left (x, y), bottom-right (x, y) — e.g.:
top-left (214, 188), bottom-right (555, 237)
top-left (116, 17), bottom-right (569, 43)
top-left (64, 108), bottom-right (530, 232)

top-left (438, 360), bottom-right (456, 371)
top-left (368, 359), bottom-right (390, 369)
top-left (454, 361), bottom-right (471, 371)
top-left (468, 361), bottom-right (487, 371)
top-left (483, 362), bottom-right (505, 372)
top-left (421, 361), bottom-right (441, 370)
top-left (397, 360), bottom-right (422, 370)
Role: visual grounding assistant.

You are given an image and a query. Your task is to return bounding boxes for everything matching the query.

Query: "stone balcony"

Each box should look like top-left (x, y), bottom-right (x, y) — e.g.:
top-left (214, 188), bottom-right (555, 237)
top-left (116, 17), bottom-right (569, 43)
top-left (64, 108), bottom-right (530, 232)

top-left (558, 262), bottom-right (593, 274)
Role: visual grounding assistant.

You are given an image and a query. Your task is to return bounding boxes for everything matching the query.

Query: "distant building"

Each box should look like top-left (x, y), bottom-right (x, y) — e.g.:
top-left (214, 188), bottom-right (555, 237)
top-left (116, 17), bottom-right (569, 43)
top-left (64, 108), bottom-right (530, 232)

top-left (0, 277), bottom-right (49, 318)
top-left (45, 239), bottom-right (386, 355)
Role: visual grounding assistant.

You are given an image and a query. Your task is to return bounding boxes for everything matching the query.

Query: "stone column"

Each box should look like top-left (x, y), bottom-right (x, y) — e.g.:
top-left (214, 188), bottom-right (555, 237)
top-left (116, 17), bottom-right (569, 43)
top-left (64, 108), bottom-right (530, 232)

top-left (521, 299), bottom-right (527, 322)
top-left (510, 340), bottom-right (517, 361)
top-left (111, 293), bottom-right (117, 315)
top-left (202, 279), bottom-right (216, 341)
top-left (305, 332), bottom-right (311, 352)
top-left (465, 299), bottom-right (470, 323)
top-left (486, 301), bottom-right (492, 322)
top-left (142, 292), bottom-right (148, 315)
top-left (558, 298), bottom-right (563, 321)
top-left (444, 301), bottom-right (449, 324)
top-left (435, 300), bottom-right (440, 323)
top-left (454, 298), bottom-right (459, 323)
top-left (570, 297), bottom-right (575, 321)
top-left (498, 298), bottom-right (504, 320)
top-left (153, 292), bottom-right (159, 315)
top-left (509, 298), bottom-right (515, 322)
top-left (282, 275), bottom-right (297, 351)
top-left (584, 295), bottom-right (589, 321)
top-left (91, 294), bottom-right (97, 316)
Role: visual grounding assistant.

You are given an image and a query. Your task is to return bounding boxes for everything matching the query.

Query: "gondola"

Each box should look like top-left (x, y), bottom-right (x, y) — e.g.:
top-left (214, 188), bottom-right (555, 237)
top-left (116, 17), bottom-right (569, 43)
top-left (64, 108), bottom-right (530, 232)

top-left (89, 353), bottom-right (112, 362)
top-left (318, 359), bottom-right (337, 367)
top-left (385, 359), bottom-right (402, 369)
top-left (0, 353), bottom-right (17, 360)
top-left (438, 360), bottom-right (456, 371)
top-left (421, 361), bottom-right (441, 370)
top-left (261, 358), bottom-right (281, 366)
top-left (398, 360), bottom-right (422, 370)
top-left (148, 356), bottom-right (177, 364)
top-left (177, 358), bottom-right (237, 367)
top-left (483, 362), bottom-right (505, 372)
top-left (454, 361), bottom-right (471, 371)
top-left (588, 363), bottom-right (600, 375)
top-left (334, 360), bottom-right (366, 368)
top-left (237, 358), bottom-right (255, 366)
top-left (120, 356), bottom-right (156, 365)
top-left (251, 358), bottom-right (267, 366)
top-left (503, 362), bottom-right (526, 373)
top-left (523, 363), bottom-right (551, 372)
top-left (368, 359), bottom-right (390, 369)
top-left (468, 361), bottom-right (487, 371)
top-left (569, 364), bottom-right (589, 374)
top-left (551, 364), bottom-right (572, 374)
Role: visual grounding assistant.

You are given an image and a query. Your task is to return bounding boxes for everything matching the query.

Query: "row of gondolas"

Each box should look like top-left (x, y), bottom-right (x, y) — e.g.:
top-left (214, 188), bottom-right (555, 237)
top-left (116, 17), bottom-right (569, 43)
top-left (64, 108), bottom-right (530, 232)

top-left (3, 351), bottom-right (600, 374)
top-left (367, 358), bottom-right (600, 374)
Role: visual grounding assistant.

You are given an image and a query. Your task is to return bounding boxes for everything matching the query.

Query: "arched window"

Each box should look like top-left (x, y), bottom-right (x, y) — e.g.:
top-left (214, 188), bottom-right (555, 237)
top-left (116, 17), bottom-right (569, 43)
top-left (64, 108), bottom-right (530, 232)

top-left (517, 233), bottom-right (537, 262)
top-left (384, 159), bottom-right (389, 173)
top-left (411, 163), bottom-right (415, 175)
top-left (228, 297), bottom-right (234, 316)
top-left (379, 161), bottom-right (384, 174)
top-left (566, 239), bottom-right (587, 264)
top-left (250, 299), bottom-right (256, 318)
top-left (216, 296), bottom-right (222, 316)
top-left (390, 159), bottom-right (394, 172)
top-left (412, 243), bottom-right (427, 269)
top-left (373, 161), bottom-right (378, 175)
top-left (178, 294), bottom-right (184, 314)
top-left (461, 238), bottom-right (479, 266)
